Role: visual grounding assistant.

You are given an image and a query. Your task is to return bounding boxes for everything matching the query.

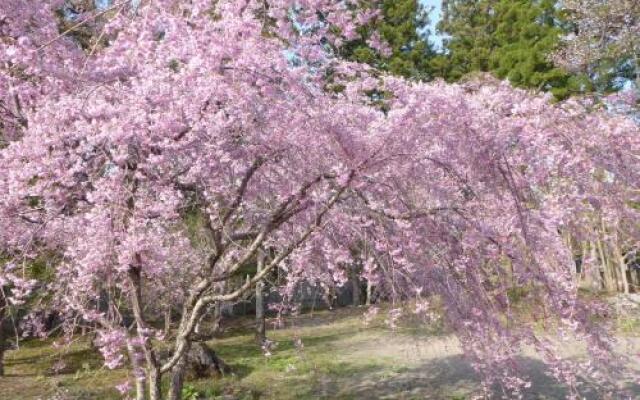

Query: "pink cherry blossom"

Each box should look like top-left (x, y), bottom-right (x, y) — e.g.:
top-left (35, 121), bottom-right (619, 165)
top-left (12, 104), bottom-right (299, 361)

top-left (1, 1), bottom-right (639, 399)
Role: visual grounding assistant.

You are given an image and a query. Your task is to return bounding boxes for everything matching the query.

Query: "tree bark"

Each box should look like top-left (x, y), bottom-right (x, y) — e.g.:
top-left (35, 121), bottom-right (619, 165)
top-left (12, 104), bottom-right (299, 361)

top-left (255, 252), bottom-right (266, 344)
top-left (350, 265), bottom-right (361, 307)
top-left (171, 347), bottom-right (190, 398)
top-left (596, 236), bottom-right (616, 292)
top-left (0, 302), bottom-right (5, 377)
top-left (0, 329), bottom-right (4, 377)
top-left (126, 342), bottom-right (147, 400)
top-left (164, 308), bottom-right (172, 337)
top-left (149, 367), bottom-right (162, 400)
top-left (634, 52), bottom-right (640, 91)
top-left (612, 236), bottom-right (630, 294)
top-left (0, 292), bottom-right (12, 378)
top-left (578, 241), bottom-right (589, 287)
top-left (168, 341), bottom-right (190, 400)
top-left (588, 241), bottom-right (604, 291)
top-left (212, 304), bottom-right (222, 335)
top-left (630, 264), bottom-right (640, 293)
top-left (128, 266), bottom-right (162, 400)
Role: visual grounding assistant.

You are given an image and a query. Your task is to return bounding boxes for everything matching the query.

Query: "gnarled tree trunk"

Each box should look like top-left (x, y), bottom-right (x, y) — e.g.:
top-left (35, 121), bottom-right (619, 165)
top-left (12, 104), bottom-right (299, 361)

top-left (167, 341), bottom-right (230, 400)
top-left (168, 342), bottom-right (190, 400)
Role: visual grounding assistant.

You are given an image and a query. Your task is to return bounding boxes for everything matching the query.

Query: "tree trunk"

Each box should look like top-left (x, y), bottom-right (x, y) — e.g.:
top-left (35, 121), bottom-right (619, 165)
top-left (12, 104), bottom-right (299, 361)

top-left (0, 330), bottom-right (4, 377)
top-left (588, 241), bottom-right (603, 291)
top-left (255, 251), bottom-right (266, 344)
top-left (128, 266), bottom-right (162, 400)
top-left (168, 342), bottom-right (190, 400)
top-left (630, 264), bottom-right (640, 293)
top-left (596, 237), bottom-right (616, 292)
top-left (0, 306), bottom-right (5, 377)
top-left (126, 342), bottom-right (147, 400)
top-left (612, 237), bottom-right (630, 294)
top-left (149, 366), bottom-right (162, 400)
top-left (164, 308), bottom-right (172, 337)
top-left (133, 371), bottom-right (146, 400)
top-left (212, 304), bottom-right (222, 335)
top-left (194, 313), bottom-right (204, 335)
top-left (350, 266), bottom-right (361, 307)
top-left (365, 279), bottom-right (372, 306)
top-left (634, 52), bottom-right (640, 91)
top-left (0, 295), bottom-right (8, 376)
top-left (578, 241), bottom-right (590, 287)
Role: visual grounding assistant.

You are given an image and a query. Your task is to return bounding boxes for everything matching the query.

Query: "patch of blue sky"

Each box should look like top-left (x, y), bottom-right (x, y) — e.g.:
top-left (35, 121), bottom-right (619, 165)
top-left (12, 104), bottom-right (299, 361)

top-left (94, 0), bottom-right (112, 11)
top-left (420, 0), bottom-right (444, 50)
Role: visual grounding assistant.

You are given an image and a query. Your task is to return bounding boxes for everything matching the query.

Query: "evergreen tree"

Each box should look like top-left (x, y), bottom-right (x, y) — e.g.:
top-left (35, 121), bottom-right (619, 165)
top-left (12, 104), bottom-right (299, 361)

top-left (437, 0), bottom-right (498, 80)
top-left (437, 0), bottom-right (589, 99)
top-left (340, 0), bottom-right (437, 80)
top-left (488, 0), bottom-right (589, 99)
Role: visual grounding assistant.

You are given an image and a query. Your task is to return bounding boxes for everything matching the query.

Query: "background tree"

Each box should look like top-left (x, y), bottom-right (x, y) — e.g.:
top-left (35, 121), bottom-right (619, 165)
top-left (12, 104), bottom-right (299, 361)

top-left (1, 1), bottom-right (640, 400)
top-left (339, 0), bottom-right (437, 79)
top-left (437, 0), bottom-right (498, 80)
top-left (554, 0), bottom-right (640, 94)
top-left (487, 0), bottom-right (590, 99)
top-left (437, 0), bottom-right (589, 99)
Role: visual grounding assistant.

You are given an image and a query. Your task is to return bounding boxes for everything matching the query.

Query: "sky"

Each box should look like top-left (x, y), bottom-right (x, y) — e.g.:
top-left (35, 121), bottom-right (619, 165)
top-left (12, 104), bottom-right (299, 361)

top-left (421, 0), bottom-right (444, 49)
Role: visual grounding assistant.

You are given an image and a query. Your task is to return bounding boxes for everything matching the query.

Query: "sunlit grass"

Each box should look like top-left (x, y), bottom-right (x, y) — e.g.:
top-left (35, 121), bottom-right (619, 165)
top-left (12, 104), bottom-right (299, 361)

top-left (1, 308), bottom-right (424, 399)
top-left (1, 302), bottom-right (637, 399)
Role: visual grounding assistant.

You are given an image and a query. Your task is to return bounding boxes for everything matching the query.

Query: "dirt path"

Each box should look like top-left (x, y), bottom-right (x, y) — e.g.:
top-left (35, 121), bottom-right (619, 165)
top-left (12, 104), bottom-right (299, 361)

top-left (1, 308), bottom-right (639, 399)
top-left (309, 328), bottom-right (640, 399)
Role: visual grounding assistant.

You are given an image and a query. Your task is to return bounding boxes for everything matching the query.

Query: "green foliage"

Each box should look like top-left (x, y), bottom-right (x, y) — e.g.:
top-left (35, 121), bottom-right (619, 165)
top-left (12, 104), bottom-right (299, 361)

top-left (340, 0), bottom-right (437, 80)
top-left (437, 0), bottom-right (497, 80)
top-left (337, 0), bottom-right (598, 99)
top-left (617, 316), bottom-right (640, 335)
top-left (436, 0), bottom-right (589, 99)
top-left (28, 255), bottom-right (57, 283)
top-left (181, 384), bottom-right (202, 400)
top-left (506, 285), bottom-right (530, 304)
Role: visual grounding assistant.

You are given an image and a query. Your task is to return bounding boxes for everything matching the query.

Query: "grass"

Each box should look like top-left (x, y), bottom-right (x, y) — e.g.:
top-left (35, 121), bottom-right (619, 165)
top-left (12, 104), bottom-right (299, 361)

top-left (1, 307), bottom-right (451, 400)
top-left (2, 302), bottom-right (638, 399)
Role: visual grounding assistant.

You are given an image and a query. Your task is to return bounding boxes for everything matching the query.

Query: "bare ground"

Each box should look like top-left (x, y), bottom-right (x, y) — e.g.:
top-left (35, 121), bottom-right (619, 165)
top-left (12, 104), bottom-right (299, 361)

top-left (1, 307), bottom-right (639, 399)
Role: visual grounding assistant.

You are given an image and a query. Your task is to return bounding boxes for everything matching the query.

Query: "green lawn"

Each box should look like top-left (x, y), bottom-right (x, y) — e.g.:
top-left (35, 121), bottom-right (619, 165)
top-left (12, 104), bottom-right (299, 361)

top-left (2, 305), bottom-right (638, 400)
top-left (1, 308), bottom-right (463, 400)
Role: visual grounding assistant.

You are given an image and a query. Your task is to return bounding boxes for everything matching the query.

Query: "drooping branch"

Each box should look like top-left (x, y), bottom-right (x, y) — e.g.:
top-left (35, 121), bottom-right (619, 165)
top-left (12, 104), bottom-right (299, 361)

top-left (160, 171), bottom-right (354, 373)
top-left (221, 156), bottom-right (267, 227)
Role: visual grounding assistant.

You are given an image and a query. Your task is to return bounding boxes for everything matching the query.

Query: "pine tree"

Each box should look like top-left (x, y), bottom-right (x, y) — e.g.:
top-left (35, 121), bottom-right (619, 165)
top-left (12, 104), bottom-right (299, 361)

top-left (488, 0), bottom-right (589, 99)
top-left (437, 0), bottom-right (498, 80)
top-left (437, 0), bottom-right (589, 99)
top-left (340, 0), bottom-right (437, 80)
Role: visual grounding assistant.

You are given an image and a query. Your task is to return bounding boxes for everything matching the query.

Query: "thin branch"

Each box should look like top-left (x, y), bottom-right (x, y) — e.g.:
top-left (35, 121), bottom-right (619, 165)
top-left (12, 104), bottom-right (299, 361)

top-left (221, 156), bottom-right (266, 226)
top-left (160, 170), bottom-right (355, 373)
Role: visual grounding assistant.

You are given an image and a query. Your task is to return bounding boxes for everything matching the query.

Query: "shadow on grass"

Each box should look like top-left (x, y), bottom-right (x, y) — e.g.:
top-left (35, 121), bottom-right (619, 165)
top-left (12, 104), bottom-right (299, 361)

top-left (6, 342), bottom-right (106, 378)
top-left (215, 330), bottom-right (354, 360)
top-left (0, 372), bottom-right (41, 378)
top-left (4, 354), bottom-right (49, 366)
top-left (311, 354), bottom-right (640, 400)
top-left (222, 306), bottom-right (378, 336)
top-left (225, 361), bottom-right (255, 380)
